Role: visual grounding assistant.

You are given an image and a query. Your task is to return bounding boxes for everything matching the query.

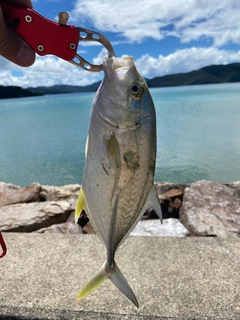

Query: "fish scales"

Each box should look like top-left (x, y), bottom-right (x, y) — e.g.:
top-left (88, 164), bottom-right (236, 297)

top-left (75, 56), bottom-right (162, 308)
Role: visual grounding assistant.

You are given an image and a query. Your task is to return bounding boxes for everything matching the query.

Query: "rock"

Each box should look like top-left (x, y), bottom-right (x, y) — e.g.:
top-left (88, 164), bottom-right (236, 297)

top-left (1, 180), bottom-right (239, 237)
top-left (130, 218), bottom-right (189, 237)
top-left (0, 182), bottom-right (41, 207)
top-left (66, 211), bottom-right (75, 223)
top-left (160, 188), bottom-right (184, 199)
top-left (82, 222), bottom-right (95, 234)
top-left (0, 182), bottom-right (18, 193)
top-left (162, 189), bottom-right (184, 219)
top-left (228, 181), bottom-right (240, 198)
top-left (0, 201), bottom-right (72, 232)
top-left (228, 180), bottom-right (240, 190)
top-left (180, 180), bottom-right (240, 237)
top-left (40, 184), bottom-right (80, 209)
top-left (76, 209), bottom-right (89, 228)
top-left (154, 184), bottom-right (186, 219)
top-left (173, 197), bottom-right (182, 209)
top-left (154, 182), bottom-right (189, 195)
top-left (35, 221), bottom-right (82, 234)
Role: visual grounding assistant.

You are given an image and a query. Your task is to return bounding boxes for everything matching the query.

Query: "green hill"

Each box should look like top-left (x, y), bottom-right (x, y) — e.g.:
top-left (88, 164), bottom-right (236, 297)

top-left (27, 63), bottom-right (240, 95)
top-left (1, 63), bottom-right (240, 99)
top-left (146, 62), bottom-right (240, 88)
top-left (27, 81), bottom-right (101, 95)
top-left (0, 85), bottom-right (42, 99)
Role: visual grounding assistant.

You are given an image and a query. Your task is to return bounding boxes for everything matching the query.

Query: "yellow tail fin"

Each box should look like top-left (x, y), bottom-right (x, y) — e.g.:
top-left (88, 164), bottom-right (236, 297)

top-left (77, 261), bottom-right (139, 308)
top-left (78, 262), bottom-right (108, 301)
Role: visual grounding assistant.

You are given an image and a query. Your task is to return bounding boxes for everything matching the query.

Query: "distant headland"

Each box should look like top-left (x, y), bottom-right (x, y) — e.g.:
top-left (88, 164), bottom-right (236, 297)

top-left (1, 62), bottom-right (240, 99)
top-left (0, 85), bottom-right (43, 99)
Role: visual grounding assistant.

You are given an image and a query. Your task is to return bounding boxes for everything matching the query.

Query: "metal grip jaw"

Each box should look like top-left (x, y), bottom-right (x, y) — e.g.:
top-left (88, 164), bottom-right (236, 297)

top-left (0, 233), bottom-right (7, 258)
top-left (71, 27), bottom-right (116, 72)
top-left (57, 12), bottom-right (116, 72)
top-left (0, 1), bottom-right (116, 72)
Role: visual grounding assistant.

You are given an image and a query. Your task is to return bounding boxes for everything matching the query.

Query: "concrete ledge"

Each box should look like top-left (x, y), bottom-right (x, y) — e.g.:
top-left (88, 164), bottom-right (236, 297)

top-left (1, 234), bottom-right (240, 319)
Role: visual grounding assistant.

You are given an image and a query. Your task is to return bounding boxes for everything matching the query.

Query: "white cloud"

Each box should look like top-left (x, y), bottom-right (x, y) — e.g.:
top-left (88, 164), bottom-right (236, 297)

top-left (0, 58), bottom-right (19, 71)
top-left (135, 47), bottom-right (240, 78)
top-left (92, 48), bottom-right (108, 65)
top-left (1, 47), bottom-right (239, 88)
top-left (0, 56), bottom-right (103, 87)
top-left (1, 0), bottom-right (240, 88)
top-left (70, 0), bottom-right (240, 46)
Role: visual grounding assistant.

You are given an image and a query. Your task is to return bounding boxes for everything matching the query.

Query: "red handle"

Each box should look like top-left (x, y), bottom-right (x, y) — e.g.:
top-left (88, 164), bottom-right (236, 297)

top-left (0, 233), bottom-right (7, 258)
top-left (0, 1), bottom-right (79, 61)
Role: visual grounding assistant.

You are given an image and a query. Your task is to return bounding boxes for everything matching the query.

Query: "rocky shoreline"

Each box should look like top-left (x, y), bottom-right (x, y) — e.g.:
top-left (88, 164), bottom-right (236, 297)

top-left (0, 180), bottom-right (239, 237)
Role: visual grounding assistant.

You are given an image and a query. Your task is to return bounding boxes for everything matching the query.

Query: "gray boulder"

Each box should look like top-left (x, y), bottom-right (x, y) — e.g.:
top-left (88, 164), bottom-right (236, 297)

top-left (0, 182), bottom-right (41, 207)
top-left (130, 218), bottom-right (189, 237)
top-left (154, 182), bottom-right (188, 219)
top-left (154, 182), bottom-right (189, 194)
top-left (40, 184), bottom-right (80, 209)
top-left (0, 201), bottom-right (72, 232)
top-left (35, 221), bottom-right (82, 234)
top-left (228, 180), bottom-right (240, 198)
top-left (180, 180), bottom-right (240, 237)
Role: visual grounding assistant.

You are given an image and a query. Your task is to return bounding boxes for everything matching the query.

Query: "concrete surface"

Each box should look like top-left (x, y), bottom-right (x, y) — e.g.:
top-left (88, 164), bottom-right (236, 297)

top-left (0, 233), bottom-right (240, 320)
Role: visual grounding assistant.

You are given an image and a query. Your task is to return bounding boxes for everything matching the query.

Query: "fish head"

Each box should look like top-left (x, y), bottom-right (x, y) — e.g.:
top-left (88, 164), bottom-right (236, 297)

top-left (94, 56), bottom-right (155, 129)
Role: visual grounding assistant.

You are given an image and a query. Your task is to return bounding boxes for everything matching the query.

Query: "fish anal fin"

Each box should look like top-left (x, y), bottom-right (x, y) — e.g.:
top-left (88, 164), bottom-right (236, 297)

top-left (75, 187), bottom-right (89, 224)
top-left (143, 184), bottom-right (163, 222)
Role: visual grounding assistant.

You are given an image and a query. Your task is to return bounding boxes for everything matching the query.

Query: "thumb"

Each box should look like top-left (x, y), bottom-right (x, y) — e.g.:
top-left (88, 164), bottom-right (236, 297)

top-left (0, 6), bottom-right (35, 67)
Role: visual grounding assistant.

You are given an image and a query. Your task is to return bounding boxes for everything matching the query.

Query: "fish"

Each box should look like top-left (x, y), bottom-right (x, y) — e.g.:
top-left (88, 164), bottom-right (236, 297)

top-left (75, 56), bottom-right (162, 308)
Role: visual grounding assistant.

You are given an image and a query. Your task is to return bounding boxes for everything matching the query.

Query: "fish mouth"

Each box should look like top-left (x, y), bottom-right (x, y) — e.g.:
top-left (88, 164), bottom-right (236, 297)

top-left (104, 56), bottom-right (135, 71)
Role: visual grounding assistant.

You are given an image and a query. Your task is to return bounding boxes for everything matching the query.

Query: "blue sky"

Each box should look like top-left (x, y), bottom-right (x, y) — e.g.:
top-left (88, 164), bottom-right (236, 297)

top-left (1, 0), bottom-right (240, 87)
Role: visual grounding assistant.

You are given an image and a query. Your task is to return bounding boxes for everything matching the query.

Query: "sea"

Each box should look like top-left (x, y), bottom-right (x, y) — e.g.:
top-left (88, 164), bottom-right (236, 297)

top-left (0, 82), bottom-right (240, 187)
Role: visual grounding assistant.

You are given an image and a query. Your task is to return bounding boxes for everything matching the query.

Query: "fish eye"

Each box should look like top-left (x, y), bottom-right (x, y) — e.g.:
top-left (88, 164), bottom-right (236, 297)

top-left (131, 83), bottom-right (143, 97)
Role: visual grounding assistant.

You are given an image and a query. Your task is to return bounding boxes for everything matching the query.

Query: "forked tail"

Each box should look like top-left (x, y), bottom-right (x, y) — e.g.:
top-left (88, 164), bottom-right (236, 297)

top-left (77, 260), bottom-right (139, 308)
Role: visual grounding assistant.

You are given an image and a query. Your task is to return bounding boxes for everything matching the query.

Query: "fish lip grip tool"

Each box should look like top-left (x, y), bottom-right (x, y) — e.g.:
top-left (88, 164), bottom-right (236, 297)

top-left (0, 233), bottom-right (7, 258)
top-left (0, 1), bottom-right (116, 71)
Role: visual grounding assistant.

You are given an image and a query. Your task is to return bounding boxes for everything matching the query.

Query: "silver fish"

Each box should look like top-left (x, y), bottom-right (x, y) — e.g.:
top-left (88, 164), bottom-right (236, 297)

top-left (75, 56), bottom-right (162, 308)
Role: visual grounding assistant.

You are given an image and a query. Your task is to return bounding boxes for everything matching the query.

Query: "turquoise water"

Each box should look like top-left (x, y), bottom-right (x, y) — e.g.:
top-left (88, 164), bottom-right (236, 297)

top-left (0, 83), bottom-right (240, 186)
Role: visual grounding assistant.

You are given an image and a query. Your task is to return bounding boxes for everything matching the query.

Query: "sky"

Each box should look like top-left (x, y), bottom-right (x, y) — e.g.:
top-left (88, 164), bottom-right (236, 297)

top-left (1, 0), bottom-right (240, 88)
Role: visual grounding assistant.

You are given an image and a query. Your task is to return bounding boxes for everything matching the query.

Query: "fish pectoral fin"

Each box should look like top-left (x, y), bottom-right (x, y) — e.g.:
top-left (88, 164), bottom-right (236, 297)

top-left (75, 187), bottom-right (89, 224)
top-left (109, 261), bottom-right (139, 308)
top-left (144, 185), bottom-right (163, 222)
top-left (77, 263), bottom-right (108, 302)
top-left (85, 134), bottom-right (89, 158)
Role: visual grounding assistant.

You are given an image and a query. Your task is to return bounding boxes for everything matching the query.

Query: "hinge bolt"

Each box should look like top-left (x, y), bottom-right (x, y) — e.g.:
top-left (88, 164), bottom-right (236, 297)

top-left (25, 15), bottom-right (32, 23)
top-left (70, 43), bottom-right (76, 50)
top-left (37, 45), bottom-right (44, 52)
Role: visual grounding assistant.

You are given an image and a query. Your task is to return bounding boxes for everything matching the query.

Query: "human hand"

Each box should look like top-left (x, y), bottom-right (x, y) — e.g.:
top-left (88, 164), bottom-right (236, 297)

top-left (0, 0), bottom-right (35, 66)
